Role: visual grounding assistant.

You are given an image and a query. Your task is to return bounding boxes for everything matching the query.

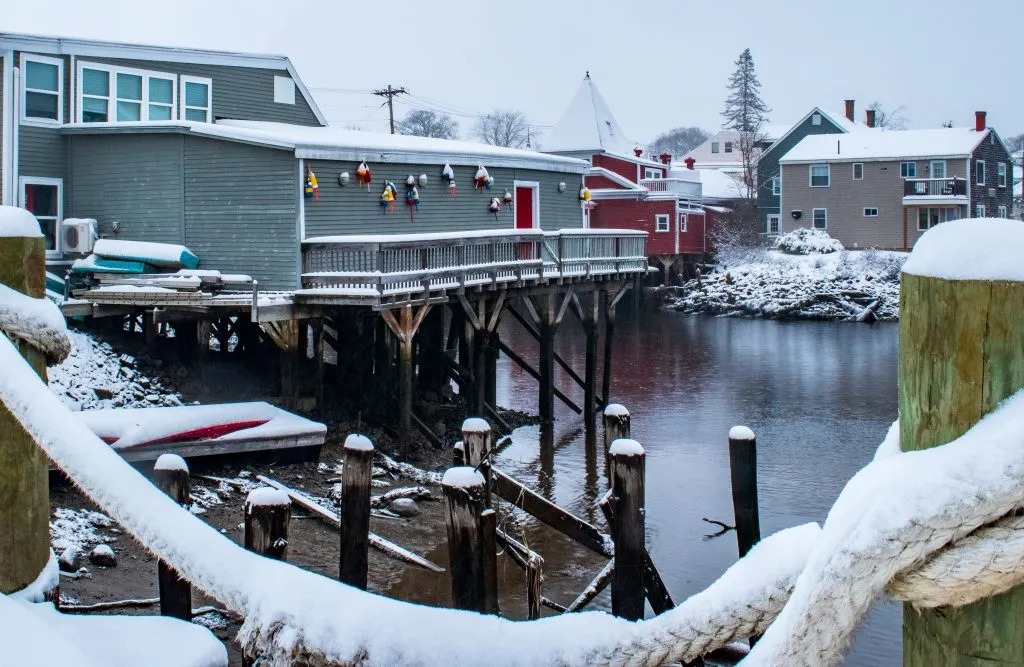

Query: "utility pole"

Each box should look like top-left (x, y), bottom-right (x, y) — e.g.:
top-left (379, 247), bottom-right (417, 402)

top-left (373, 85), bottom-right (407, 134)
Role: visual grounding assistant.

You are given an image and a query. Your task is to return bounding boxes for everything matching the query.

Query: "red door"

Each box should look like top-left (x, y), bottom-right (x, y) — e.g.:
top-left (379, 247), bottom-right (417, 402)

top-left (515, 186), bottom-right (535, 260)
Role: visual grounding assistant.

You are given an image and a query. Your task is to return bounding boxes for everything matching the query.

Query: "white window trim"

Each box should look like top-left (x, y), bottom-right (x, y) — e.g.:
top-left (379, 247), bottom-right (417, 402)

top-left (852, 163), bottom-right (864, 180)
top-left (654, 214), bottom-right (670, 232)
top-left (678, 214), bottom-right (687, 232)
top-left (812, 207), bottom-right (827, 229)
top-left (809, 163), bottom-right (830, 188)
top-left (900, 161), bottom-right (917, 179)
top-left (930, 160), bottom-right (947, 179)
top-left (643, 167), bottom-right (662, 180)
top-left (772, 174), bottom-right (781, 196)
top-left (767, 214), bottom-right (780, 235)
top-left (998, 162), bottom-right (1007, 188)
top-left (976, 160), bottom-right (986, 186)
top-left (998, 205), bottom-right (1008, 218)
top-left (863, 207), bottom-right (879, 217)
top-left (181, 74), bottom-right (213, 123)
top-left (723, 141), bottom-right (733, 153)
top-left (811, 113), bottom-right (822, 126)
top-left (19, 176), bottom-right (63, 257)
top-left (512, 180), bottom-right (541, 229)
top-left (20, 53), bottom-right (64, 126)
top-left (710, 142), bottom-right (719, 154)
top-left (273, 75), bottom-right (296, 105)
top-left (976, 204), bottom-right (986, 218)
top-left (76, 61), bottom-right (178, 123)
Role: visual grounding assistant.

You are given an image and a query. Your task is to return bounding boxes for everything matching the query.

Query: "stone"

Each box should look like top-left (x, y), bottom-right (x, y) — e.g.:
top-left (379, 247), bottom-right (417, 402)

top-left (58, 547), bottom-right (81, 572)
top-left (91, 385), bottom-right (114, 400)
top-left (145, 394), bottom-right (160, 403)
top-left (89, 544), bottom-right (117, 567)
top-left (387, 498), bottom-right (421, 518)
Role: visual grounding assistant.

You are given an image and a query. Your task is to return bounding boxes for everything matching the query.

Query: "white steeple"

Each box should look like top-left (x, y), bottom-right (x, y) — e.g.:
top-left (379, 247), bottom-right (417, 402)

top-left (544, 73), bottom-right (632, 155)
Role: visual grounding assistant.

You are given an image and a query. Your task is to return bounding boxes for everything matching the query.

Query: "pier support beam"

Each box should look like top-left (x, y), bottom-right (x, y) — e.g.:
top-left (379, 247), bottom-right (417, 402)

top-left (380, 305), bottom-right (432, 457)
top-left (458, 291), bottom-right (507, 418)
top-left (602, 283), bottom-right (630, 406)
top-left (523, 289), bottom-right (574, 441)
top-left (572, 290), bottom-right (601, 444)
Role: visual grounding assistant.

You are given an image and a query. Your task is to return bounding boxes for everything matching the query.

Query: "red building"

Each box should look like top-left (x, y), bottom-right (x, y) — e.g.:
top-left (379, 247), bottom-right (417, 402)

top-left (544, 74), bottom-right (708, 282)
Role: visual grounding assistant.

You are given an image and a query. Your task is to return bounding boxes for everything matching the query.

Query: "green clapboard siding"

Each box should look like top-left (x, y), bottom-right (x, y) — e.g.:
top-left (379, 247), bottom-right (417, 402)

top-left (183, 136), bottom-right (299, 290)
top-left (303, 160), bottom-right (584, 238)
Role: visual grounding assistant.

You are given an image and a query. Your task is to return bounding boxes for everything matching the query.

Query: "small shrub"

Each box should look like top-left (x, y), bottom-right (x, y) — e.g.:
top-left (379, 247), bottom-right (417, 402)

top-left (774, 227), bottom-right (844, 255)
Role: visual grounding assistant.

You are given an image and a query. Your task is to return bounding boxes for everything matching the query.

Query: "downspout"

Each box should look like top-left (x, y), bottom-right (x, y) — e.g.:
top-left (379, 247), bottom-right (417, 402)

top-left (11, 63), bottom-right (19, 205)
top-left (296, 157), bottom-right (305, 291)
top-left (1, 50), bottom-right (13, 205)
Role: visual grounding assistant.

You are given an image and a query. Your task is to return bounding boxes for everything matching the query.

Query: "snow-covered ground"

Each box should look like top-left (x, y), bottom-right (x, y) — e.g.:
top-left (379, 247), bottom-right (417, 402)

top-left (665, 249), bottom-right (907, 321)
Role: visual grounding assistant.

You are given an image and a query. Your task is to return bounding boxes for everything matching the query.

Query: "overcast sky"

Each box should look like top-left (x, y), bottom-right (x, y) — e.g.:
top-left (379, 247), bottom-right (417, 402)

top-left (7, 0), bottom-right (1023, 145)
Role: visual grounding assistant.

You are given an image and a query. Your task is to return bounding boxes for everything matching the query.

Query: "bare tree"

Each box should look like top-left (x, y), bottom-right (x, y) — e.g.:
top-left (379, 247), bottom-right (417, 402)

top-left (736, 125), bottom-right (771, 200)
top-left (396, 110), bottom-right (459, 139)
top-left (649, 127), bottom-right (711, 157)
top-left (867, 102), bottom-right (909, 130)
top-left (708, 199), bottom-right (767, 266)
top-left (474, 110), bottom-right (530, 148)
top-left (1004, 133), bottom-right (1024, 154)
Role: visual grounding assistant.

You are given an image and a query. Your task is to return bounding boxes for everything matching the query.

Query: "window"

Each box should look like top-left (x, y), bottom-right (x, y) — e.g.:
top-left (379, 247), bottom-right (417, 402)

top-left (998, 162), bottom-right (1007, 188)
top-left (853, 163), bottom-right (864, 180)
top-left (643, 167), bottom-right (662, 180)
top-left (711, 142), bottom-right (720, 154)
top-left (273, 75), bottom-right (296, 105)
top-left (772, 175), bottom-right (781, 196)
top-left (809, 163), bottom-right (830, 187)
top-left (767, 214), bottom-right (780, 235)
top-left (900, 162), bottom-right (917, 178)
top-left (21, 54), bottom-right (63, 124)
top-left (724, 141), bottom-right (733, 153)
top-left (918, 207), bottom-right (959, 231)
top-left (976, 204), bottom-right (986, 218)
top-left (181, 75), bottom-right (212, 122)
top-left (655, 214), bottom-right (670, 232)
top-left (998, 205), bottom-right (1008, 218)
top-left (678, 215), bottom-right (687, 232)
top-left (976, 160), bottom-right (986, 186)
top-left (77, 63), bottom-right (178, 123)
top-left (812, 208), bottom-right (827, 229)
top-left (863, 207), bottom-right (879, 217)
top-left (811, 113), bottom-right (822, 126)
top-left (930, 160), bottom-right (947, 179)
top-left (19, 177), bottom-right (62, 254)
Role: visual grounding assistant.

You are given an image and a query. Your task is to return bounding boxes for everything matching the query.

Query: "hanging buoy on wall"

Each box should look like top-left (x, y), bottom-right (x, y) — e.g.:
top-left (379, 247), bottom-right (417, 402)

top-left (357, 162), bottom-right (373, 190)
top-left (407, 185), bottom-right (420, 223)
top-left (489, 197), bottom-right (502, 220)
top-left (448, 178), bottom-right (457, 198)
top-left (380, 182), bottom-right (396, 213)
top-left (305, 167), bottom-right (320, 201)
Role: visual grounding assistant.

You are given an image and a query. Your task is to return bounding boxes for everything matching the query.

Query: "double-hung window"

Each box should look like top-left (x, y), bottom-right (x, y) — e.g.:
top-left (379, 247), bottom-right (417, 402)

top-left (998, 205), bottom-right (1008, 218)
top-left (643, 167), bottom-right (662, 180)
top-left (976, 160), bottom-right (986, 186)
top-left (655, 214), bottom-right (670, 232)
top-left (930, 160), bottom-right (947, 179)
top-left (900, 162), bottom-right (917, 178)
top-left (812, 208), bottom-right (827, 229)
top-left (182, 76), bottom-right (212, 122)
top-left (976, 204), bottom-right (986, 218)
top-left (998, 162), bottom-right (1007, 188)
top-left (78, 63), bottom-right (181, 123)
top-left (678, 214), bottom-right (687, 232)
top-left (724, 141), bottom-right (733, 153)
top-left (809, 164), bottom-right (830, 187)
top-left (22, 55), bottom-right (63, 124)
top-left (772, 174), bottom-right (781, 196)
top-left (852, 163), bottom-right (864, 180)
top-left (711, 142), bottom-right (720, 154)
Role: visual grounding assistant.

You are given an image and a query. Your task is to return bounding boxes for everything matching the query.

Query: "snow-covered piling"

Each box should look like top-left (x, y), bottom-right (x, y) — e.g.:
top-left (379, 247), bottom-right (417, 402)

top-left (727, 426), bottom-right (761, 562)
top-left (602, 404), bottom-right (631, 479)
top-left (441, 467), bottom-right (492, 613)
top-left (461, 418), bottom-right (493, 507)
top-left (340, 435), bottom-right (374, 590)
top-left (152, 455), bottom-right (192, 620)
top-left (244, 488), bottom-right (291, 562)
top-left (608, 438), bottom-right (645, 620)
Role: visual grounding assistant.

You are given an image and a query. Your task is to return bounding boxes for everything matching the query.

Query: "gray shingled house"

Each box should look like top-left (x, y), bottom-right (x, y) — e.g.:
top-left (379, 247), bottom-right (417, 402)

top-left (0, 33), bottom-right (587, 289)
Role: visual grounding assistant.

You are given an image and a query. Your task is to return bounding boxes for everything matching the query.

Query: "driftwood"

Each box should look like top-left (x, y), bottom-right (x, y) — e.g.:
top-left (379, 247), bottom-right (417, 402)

top-left (564, 559), bottom-right (615, 612)
top-left (255, 475), bottom-right (444, 573)
top-left (371, 486), bottom-right (436, 509)
top-left (61, 597), bottom-right (228, 617)
top-left (702, 517), bottom-right (736, 538)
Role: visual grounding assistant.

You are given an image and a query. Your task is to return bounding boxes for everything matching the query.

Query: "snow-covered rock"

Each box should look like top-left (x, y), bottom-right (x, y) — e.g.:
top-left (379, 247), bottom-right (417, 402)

top-left (58, 546), bottom-right (81, 572)
top-left (774, 227), bottom-right (845, 255)
top-left (387, 498), bottom-right (421, 517)
top-left (88, 544), bottom-right (117, 567)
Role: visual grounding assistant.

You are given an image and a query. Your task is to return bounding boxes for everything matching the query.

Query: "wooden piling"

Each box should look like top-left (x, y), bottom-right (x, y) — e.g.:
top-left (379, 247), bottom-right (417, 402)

top-left (603, 404), bottom-right (631, 480)
top-left (727, 426), bottom-right (761, 558)
top-left (480, 508), bottom-right (500, 615)
top-left (461, 418), bottom-right (492, 506)
top-left (0, 215), bottom-right (50, 595)
top-left (442, 467), bottom-right (489, 612)
top-left (153, 455), bottom-right (192, 620)
top-left (609, 439), bottom-right (646, 621)
top-left (339, 435), bottom-right (374, 590)
top-left (900, 262), bottom-right (1024, 666)
top-left (244, 488), bottom-right (291, 561)
top-left (526, 554), bottom-right (543, 620)
top-left (380, 306), bottom-right (431, 457)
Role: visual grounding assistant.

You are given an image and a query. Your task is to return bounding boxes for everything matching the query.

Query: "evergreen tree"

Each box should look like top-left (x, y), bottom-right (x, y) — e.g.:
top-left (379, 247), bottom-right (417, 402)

top-left (721, 48), bottom-right (770, 132)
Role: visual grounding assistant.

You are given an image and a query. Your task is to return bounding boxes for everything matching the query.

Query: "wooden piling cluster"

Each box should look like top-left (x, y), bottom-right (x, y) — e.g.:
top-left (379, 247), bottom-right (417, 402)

top-left (153, 454), bottom-right (192, 620)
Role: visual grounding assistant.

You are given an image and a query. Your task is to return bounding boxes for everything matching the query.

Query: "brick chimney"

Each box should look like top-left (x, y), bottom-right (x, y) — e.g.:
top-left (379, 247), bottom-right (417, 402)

top-left (633, 146), bottom-right (643, 157)
top-left (975, 111), bottom-right (987, 132)
top-left (684, 157), bottom-right (696, 170)
top-left (865, 109), bottom-right (876, 128)
top-left (659, 152), bottom-right (671, 165)
top-left (844, 99), bottom-right (855, 122)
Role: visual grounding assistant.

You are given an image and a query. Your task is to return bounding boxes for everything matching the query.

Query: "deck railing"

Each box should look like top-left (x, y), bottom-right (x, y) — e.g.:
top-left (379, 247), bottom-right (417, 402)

top-left (903, 177), bottom-right (967, 198)
top-left (640, 178), bottom-right (702, 198)
top-left (301, 228), bottom-right (647, 296)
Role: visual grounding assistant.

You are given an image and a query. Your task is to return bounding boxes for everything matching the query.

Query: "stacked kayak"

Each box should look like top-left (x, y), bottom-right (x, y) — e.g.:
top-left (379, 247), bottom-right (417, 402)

top-left (72, 240), bottom-right (200, 275)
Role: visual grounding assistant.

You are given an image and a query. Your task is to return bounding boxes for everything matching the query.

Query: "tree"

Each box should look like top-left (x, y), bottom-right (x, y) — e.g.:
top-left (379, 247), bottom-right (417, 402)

top-left (474, 110), bottom-right (530, 149)
top-left (649, 127), bottom-right (711, 157)
top-left (867, 102), bottom-right (909, 130)
top-left (721, 48), bottom-right (770, 132)
top-left (1004, 134), bottom-right (1024, 154)
top-left (738, 127), bottom-right (771, 200)
top-left (396, 110), bottom-right (458, 139)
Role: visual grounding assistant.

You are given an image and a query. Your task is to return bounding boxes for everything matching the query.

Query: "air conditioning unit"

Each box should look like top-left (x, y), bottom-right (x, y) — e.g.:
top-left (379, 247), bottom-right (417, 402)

top-left (61, 218), bottom-right (98, 254)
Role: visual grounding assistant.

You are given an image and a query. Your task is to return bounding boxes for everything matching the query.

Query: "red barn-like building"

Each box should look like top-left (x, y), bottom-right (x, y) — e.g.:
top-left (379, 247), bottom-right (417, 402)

top-left (544, 74), bottom-right (709, 283)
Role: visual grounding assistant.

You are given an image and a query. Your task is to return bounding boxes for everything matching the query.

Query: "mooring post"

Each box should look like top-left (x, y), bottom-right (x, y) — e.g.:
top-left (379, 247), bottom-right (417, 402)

top-left (442, 467), bottom-right (490, 612)
top-left (609, 438), bottom-right (646, 621)
top-left (603, 404), bottom-right (631, 479)
top-left (480, 508), bottom-right (500, 615)
top-left (728, 426), bottom-right (761, 558)
top-left (153, 454), bottom-right (192, 620)
top-left (0, 208), bottom-right (51, 596)
top-left (900, 228), bottom-right (1024, 666)
top-left (453, 441), bottom-right (466, 467)
top-left (461, 418), bottom-right (492, 506)
top-left (339, 435), bottom-right (374, 590)
top-left (526, 553), bottom-right (543, 620)
top-left (244, 488), bottom-right (291, 561)
top-left (485, 330), bottom-right (499, 410)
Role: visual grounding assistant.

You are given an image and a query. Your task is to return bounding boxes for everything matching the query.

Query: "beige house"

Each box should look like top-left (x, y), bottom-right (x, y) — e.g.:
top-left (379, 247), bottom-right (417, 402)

top-left (777, 114), bottom-right (1013, 250)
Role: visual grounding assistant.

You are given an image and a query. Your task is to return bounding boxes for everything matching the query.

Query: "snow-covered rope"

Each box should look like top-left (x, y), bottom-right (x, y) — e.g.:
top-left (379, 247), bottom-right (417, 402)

top-left (7, 328), bottom-right (1024, 666)
top-left (0, 283), bottom-right (71, 363)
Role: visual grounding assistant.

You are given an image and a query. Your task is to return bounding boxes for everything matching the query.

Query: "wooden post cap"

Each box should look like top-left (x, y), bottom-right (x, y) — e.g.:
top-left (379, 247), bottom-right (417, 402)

top-left (603, 403), bottom-right (630, 417)
top-left (729, 426), bottom-right (756, 441)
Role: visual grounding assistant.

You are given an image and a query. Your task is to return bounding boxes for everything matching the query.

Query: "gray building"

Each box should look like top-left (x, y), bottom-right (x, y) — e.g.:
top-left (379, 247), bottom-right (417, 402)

top-left (777, 114), bottom-right (1014, 250)
top-left (1, 33), bottom-right (587, 289)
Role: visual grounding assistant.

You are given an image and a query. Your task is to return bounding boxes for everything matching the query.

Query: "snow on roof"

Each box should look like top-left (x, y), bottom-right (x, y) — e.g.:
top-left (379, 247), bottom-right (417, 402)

top-left (780, 127), bottom-right (988, 164)
top-left (544, 73), bottom-right (633, 155)
top-left (902, 218), bottom-right (1024, 282)
top-left (64, 120), bottom-right (587, 174)
top-left (669, 164), bottom-right (745, 200)
top-left (762, 123), bottom-right (793, 141)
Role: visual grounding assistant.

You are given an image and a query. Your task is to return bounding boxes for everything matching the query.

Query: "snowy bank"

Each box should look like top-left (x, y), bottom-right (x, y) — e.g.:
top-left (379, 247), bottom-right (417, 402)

top-left (664, 249), bottom-right (907, 321)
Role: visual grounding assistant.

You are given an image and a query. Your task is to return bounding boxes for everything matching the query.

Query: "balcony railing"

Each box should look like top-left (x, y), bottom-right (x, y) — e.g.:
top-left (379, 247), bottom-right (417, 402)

top-left (640, 178), bottom-right (702, 199)
top-left (903, 177), bottom-right (967, 198)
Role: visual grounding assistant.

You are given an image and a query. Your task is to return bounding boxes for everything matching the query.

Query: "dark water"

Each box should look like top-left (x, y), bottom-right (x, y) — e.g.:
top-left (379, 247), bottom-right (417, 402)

top-left (492, 309), bottom-right (901, 665)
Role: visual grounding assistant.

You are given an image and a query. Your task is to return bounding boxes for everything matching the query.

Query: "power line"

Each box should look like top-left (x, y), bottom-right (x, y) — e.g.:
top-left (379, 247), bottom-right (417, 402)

top-left (372, 85), bottom-right (408, 134)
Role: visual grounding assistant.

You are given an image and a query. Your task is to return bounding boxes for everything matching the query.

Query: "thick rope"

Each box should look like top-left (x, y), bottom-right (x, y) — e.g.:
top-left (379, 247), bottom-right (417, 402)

top-left (0, 284), bottom-right (70, 364)
top-left (6, 329), bottom-right (1024, 666)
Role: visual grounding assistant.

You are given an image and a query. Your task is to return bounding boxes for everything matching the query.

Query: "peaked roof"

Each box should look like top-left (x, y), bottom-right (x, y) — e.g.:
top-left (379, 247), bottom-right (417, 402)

top-left (544, 73), bottom-right (632, 154)
top-left (779, 127), bottom-right (990, 163)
